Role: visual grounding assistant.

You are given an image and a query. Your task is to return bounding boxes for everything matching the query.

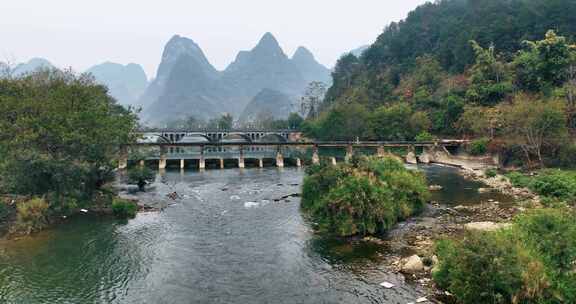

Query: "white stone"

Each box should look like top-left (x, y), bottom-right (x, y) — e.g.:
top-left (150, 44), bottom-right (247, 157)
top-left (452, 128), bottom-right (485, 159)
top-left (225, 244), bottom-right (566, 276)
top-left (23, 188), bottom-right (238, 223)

top-left (416, 297), bottom-right (428, 303)
top-left (401, 255), bottom-right (424, 273)
top-left (380, 281), bottom-right (395, 289)
top-left (464, 222), bottom-right (511, 232)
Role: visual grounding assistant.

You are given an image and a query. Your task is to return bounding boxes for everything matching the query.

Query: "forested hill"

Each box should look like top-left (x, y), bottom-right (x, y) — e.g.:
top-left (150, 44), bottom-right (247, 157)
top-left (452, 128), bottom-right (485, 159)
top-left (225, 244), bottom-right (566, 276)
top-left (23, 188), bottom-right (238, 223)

top-left (326, 0), bottom-right (576, 104)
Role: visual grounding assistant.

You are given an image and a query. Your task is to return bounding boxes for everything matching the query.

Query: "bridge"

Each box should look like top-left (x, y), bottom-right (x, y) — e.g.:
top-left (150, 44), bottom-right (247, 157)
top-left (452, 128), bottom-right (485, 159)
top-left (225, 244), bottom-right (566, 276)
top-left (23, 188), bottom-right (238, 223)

top-left (137, 129), bottom-right (302, 144)
top-left (120, 134), bottom-right (470, 170)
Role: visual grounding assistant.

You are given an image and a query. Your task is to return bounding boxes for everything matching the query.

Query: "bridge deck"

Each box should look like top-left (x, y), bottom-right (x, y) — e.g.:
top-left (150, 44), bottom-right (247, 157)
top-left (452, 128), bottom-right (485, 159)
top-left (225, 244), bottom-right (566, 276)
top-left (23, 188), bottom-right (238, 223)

top-left (129, 140), bottom-right (467, 148)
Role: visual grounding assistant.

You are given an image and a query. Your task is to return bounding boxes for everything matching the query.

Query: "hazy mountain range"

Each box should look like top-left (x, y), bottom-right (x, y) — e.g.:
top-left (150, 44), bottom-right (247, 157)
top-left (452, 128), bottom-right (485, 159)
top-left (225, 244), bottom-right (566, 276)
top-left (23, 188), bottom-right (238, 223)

top-left (141, 32), bottom-right (331, 126)
top-left (8, 33), bottom-right (355, 126)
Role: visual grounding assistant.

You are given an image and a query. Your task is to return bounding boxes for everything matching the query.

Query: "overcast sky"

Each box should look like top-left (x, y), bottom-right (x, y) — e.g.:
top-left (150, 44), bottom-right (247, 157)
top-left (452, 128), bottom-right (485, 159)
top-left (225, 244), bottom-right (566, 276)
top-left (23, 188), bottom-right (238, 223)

top-left (1, 0), bottom-right (429, 78)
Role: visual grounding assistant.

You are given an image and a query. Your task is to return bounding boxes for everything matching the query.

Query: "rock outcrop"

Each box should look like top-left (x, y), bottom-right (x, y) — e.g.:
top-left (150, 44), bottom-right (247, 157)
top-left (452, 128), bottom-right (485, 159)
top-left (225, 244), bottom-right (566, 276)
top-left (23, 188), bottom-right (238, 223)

top-left (86, 62), bottom-right (148, 107)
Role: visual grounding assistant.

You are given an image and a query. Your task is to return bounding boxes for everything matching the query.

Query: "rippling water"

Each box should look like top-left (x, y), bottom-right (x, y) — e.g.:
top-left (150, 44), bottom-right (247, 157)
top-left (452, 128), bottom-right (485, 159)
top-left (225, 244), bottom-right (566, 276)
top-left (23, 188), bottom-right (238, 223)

top-left (0, 166), bottom-right (508, 304)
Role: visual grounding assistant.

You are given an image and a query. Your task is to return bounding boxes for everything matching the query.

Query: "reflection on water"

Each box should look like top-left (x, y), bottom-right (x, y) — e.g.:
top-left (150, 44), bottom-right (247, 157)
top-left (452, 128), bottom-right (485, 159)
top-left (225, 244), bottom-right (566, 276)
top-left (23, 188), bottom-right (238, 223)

top-left (0, 165), bottom-right (509, 304)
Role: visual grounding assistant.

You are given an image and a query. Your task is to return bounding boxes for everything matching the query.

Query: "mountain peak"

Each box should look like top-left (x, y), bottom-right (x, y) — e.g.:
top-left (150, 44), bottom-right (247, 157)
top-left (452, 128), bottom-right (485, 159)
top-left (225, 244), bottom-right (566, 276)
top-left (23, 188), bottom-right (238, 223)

top-left (292, 46), bottom-right (316, 62)
top-left (254, 32), bottom-right (282, 53)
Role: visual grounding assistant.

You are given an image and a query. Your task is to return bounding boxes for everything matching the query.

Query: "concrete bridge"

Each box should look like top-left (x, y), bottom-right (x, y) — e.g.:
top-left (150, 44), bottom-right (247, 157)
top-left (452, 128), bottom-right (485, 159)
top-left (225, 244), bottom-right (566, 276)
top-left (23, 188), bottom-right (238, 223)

top-left (119, 139), bottom-right (470, 170)
top-left (138, 129), bottom-right (302, 144)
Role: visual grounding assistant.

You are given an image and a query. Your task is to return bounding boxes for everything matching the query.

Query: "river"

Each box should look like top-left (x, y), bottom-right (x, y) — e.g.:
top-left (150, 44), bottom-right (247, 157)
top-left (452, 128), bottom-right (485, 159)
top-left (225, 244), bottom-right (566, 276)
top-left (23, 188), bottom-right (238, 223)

top-left (0, 165), bottom-right (509, 304)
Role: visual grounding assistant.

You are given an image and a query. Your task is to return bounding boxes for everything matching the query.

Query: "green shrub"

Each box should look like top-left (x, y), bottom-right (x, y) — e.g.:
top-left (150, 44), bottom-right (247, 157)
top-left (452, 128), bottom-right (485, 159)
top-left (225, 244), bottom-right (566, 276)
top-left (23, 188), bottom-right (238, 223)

top-left (415, 131), bottom-right (435, 142)
top-left (301, 156), bottom-right (429, 237)
top-left (529, 170), bottom-right (576, 203)
top-left (486, 168), bottom-right (497, 178)
top-left (111, 198), bottom-right (138, 219)
top-left (127, 167), bottom-right (155, 191)
top-left (506, 172), bottom-right (531, 188)
top-left (469, 138), bottom-right (490, 155)
top-left (434, 209), bottom-right (576, 304)
top-left (14, 198), bottom-right (50, 234)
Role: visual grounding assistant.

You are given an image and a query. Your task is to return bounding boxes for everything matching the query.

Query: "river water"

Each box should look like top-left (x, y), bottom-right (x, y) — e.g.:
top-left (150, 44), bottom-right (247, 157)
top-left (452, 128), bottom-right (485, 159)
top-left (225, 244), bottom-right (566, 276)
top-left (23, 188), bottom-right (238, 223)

top-left (0, 165), bottom-right (509, 304)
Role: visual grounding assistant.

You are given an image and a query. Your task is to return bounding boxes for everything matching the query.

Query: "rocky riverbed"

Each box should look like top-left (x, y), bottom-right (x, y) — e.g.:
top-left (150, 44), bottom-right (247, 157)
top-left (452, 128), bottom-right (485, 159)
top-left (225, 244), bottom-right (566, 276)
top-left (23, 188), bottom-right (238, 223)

top-left (364, 165), bottom-right (540, 302)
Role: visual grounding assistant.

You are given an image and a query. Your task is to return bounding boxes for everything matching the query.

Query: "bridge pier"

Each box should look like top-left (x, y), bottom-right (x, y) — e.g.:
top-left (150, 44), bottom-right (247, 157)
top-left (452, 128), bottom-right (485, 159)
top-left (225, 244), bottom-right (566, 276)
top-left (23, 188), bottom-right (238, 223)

top-left (312, 145), bottom-right (320, 165)
top-left (330, 157), bottom-right (337, 166)
top-left (377, 145), bottom-right (386, 157)
top-left (345, 144), bottom-right (354, 163)
top-left (276, 152), bottom-right (284, 168)
top-left (296, 158), bottom-right (302, 167)
top-left (159, 146), bottom-right (167, 170)
top-left (405, 145), bottom-right (417, 164)
top-left (258, 159), bottom-right (264, 168)
top-left (219, 158), bottom-right (225, 169)
top-left (139, 160), bottom-right (145, 167)
top-left (239, 146), bottom-right (245, 169)
top-left (180, 159), bottom-right (185, 169)
top-left (199, 146), bottom-right (205, 170)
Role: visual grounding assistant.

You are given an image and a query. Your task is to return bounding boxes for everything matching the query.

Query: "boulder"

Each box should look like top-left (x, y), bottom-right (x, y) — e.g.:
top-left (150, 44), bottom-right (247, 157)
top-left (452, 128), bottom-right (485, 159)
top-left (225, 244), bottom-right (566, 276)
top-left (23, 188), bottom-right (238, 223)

top-left (406, 152), bottom-right (418, 164)
top-left (464, 221), bottom-right (511, 232)
top-left (418, 152), bottom-right (431, 164)
top-left (401, 255), bottom-right (424, 273)
top-left (429, 185), bottom-right (443, 191)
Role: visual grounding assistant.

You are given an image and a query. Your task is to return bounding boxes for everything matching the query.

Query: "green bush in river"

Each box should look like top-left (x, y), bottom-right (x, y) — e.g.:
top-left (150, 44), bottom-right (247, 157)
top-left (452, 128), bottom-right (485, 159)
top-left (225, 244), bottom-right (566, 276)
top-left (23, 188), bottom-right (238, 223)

top-left (301, 156), bottom-right (429, 237)
top-left (434, 208), bottom-right (576, 304)
top-left (14, 198), bottom-right (50, 234)
top-left (506, 170), bottom-right (576, 204)
top-left (111, 198), bottom-right (138, 219)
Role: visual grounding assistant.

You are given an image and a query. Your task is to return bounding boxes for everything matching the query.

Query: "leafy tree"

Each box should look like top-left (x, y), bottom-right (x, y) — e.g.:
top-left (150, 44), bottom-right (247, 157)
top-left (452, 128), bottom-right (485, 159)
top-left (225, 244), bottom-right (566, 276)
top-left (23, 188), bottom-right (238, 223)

top-left (303, 103), bottom-right (369, 141)
top-left (299, 81), bottom-right (327, 119)
top-left (514, 31), bottom-right (574, 92)
top-left (217, 113), bottom-right (234, 130)
top-left (456, 106), bottom-right (501, 138)
top-left (127, 167), bottom-right (155, 192)
top-left (500, 96), bottom-right (568, 167)
top-left (0, 69), bottom-right (138, 204)
top-left (466, 41), bottom-right (513, 106)
top-left (369, 104), bottom-right (429, 141)
top-left (287, 112), bottom-right (304, 130)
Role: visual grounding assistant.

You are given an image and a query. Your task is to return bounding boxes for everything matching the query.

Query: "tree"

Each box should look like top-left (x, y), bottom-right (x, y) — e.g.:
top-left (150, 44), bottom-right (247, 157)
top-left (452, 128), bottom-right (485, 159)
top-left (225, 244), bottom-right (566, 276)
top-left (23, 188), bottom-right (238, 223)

top-left (369, 103), bottom-right (426, 141)
top-left (466, 41), bottom-right (513, 106)
top-left (500, 96), bottom-right (568, 167)
top-left (128, 167), bottom-right (155, 192)
top-left (456, 106), bottom-right (501, 138)
top-left (217, 113), bottom-right (234, 130)
top-left (515, 31), bottom-right (574, 92)
top-left (0, 69), bottom-right (139, 204)
top-left (287, 112), bottom-right (304, 130)
top-left (299, 81), bottom-right (327, 119)
top-left (306, 103), bottom-right (369, 141)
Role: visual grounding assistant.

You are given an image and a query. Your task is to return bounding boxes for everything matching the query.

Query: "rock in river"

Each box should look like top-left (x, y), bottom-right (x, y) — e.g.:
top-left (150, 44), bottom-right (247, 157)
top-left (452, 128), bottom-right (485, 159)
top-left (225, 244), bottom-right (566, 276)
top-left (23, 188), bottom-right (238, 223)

top-left (401, 255), bottom-right (424, 273)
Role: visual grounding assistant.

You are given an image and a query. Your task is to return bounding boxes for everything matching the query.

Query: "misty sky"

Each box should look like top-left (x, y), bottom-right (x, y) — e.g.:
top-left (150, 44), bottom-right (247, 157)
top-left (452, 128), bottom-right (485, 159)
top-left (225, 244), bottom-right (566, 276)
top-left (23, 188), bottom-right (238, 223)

top-left (1, 0), bottom-right (429, 78)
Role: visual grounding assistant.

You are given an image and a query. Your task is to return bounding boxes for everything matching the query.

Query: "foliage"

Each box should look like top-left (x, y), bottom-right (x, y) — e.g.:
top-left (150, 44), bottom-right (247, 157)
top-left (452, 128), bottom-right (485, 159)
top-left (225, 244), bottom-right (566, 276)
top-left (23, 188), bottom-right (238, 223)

top-left (500, 96), bottom-right (568, 167)
top-left (127, 167), bottom-right (155, 192)
top-left (303, 103), bottom-right (370, 141)
top-left (486, 168), bottom-right (497, 178)
top-left (300, 81), bottom-right (327, 119)
top-left (529, 170), bottom-right (576, 203)
top-left (434, 208), bottom-right (576, 304)
top-left (415, 131), bottom-right (435, 142)
top-left (111, 198), bottom-right (138, 219)
top-left (466, 41), bottom-right (513, 106)
top-left (506, 172), bottom-right (532, 189)
top-left (0, 69), bottom-right (138, 209)
top-left (514, 30), bottom-right (575, 92)
top-left (14, 198), bottom-right (50, 234)
top-left (301, 156), bottom-right (429, 237)
top-left (468, 138), bottom-right (490, 156)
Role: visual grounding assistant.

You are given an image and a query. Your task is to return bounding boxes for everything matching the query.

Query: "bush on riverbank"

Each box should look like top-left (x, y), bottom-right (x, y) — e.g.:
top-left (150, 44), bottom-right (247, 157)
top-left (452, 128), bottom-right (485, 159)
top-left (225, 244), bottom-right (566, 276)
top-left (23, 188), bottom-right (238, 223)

top-left (506, 170), bottom-right (576, 204)
top-left (112, 198), bottom-right (138, 219)
top-left (13, 198), bottom-right (50, 234)
top-left (434, 208), bottom-right (576, 304)
top-left (301, 156), bottom-right (429, 237)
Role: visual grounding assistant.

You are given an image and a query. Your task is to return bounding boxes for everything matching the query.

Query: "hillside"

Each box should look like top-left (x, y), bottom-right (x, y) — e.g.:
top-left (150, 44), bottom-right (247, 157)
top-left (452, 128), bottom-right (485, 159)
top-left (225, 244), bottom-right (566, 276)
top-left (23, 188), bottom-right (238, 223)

top-left (326, 0), bottom-right (576, 106)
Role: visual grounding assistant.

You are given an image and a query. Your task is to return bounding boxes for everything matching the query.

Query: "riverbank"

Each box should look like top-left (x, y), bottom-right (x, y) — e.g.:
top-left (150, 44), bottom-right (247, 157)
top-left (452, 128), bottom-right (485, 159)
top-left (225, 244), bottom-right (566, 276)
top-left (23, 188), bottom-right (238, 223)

top-left (367, 164), bottom-right (544, 302)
